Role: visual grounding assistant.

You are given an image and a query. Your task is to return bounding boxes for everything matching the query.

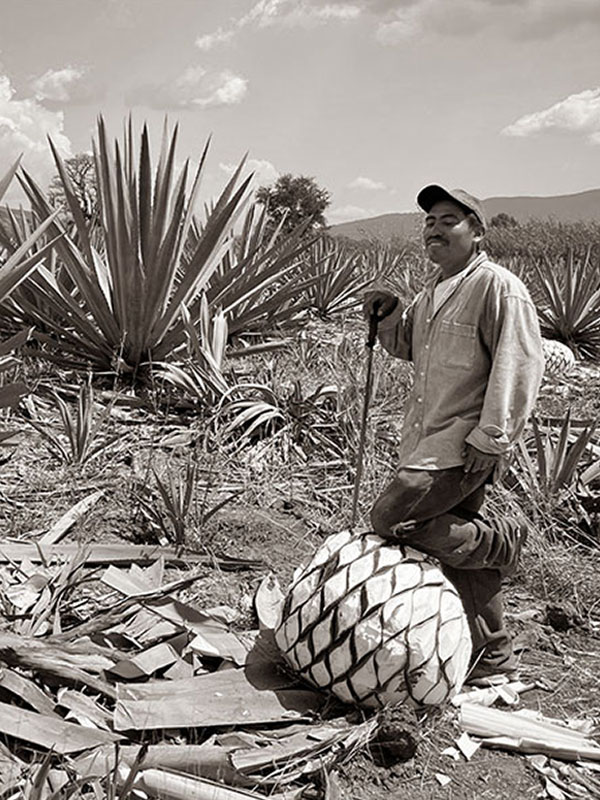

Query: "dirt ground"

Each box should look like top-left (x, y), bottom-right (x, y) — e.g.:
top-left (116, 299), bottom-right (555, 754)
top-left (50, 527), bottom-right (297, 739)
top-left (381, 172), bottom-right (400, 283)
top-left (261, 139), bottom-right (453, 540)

top-left (2, 363), bottom-right (600, 798)
top-left (203, 503), bottom-right (600, 799)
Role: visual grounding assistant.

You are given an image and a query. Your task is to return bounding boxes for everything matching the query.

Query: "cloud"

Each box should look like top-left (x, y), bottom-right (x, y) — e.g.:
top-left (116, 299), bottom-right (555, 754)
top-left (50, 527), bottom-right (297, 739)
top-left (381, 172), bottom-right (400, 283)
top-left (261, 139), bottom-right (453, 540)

top-left (328, 204), bottom-right (373, 223)
top-left (348, 176), bottom-right (386, 190)
top-left (0, 74), bottom-right (72, 200)
top-left (196, 28), bottom-right (235, 51)
top-left (241, 0), bottom-right (361, 27)
top-left (31, 66), bottom-right (99, 105)
top-left (196, 0), bottom-right (360, 51)
top-left (502, 88), bottom-right (600, 144)
top-left (220, 158), bottom-right (280, 187)
top-left (127, 67), bottom-right (248, 110)
top-left (373, 0), bottom-right (600, 43)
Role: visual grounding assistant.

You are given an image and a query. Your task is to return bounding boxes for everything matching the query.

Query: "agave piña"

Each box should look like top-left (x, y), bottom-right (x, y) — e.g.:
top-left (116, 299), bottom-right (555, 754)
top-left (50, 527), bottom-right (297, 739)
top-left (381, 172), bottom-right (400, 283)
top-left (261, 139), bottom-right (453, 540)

top-left (541, 338), bottom-right (576, 378)
top-left (275, 530), bottom-right (471, 708)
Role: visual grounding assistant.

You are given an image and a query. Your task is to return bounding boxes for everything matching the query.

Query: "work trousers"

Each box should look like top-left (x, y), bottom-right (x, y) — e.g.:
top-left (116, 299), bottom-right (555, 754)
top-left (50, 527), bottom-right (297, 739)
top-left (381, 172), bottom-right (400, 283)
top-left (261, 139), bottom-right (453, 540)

top-left (370, 466), bottom-right (523, 673)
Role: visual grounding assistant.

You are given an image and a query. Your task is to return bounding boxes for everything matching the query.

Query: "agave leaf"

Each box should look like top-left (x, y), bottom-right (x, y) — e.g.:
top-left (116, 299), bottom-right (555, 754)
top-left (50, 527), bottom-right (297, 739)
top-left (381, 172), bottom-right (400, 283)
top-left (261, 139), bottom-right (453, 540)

top-left (180, 303), bottom-right (204, 364)
top-left (116, 744), bottom-right (148, 800)
top-left (151, 174), bottom-right (253, 348)
top-left (530, 416), bottom-right (547, 489)
top-left (581, 459), bottom-right (600, 487)
top-left (201, 488), bottom-right (243, 524)
top-left (533, 250), bottom-right (600, 359)
top-left (138, 124), bottom-right (153, 269)
top-left (0, 156), bottom-right (22, 204)
top-left (48, 137), bottom-right (93, 264)
top-left (0, 326), bottom-right (33, 356)
top-left (0, 212), bottom-right (62, 300)
top-left (511, 443), bottom-right (541, 503)
top-left (229, 406), bottom-right (284, 440)
top-left (228, 340), bottom-right (290, 358)
top-left (26, 418), bottom-right (69, 462)
top-left (557, 423), bottom-right (597, 488)
top-left (53, 391), bottom-right (78, 459)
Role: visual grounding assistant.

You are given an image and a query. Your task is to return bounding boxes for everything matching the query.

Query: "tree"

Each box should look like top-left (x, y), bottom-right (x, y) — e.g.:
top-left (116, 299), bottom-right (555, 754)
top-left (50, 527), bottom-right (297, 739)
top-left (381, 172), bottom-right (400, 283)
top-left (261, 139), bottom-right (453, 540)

top-left (256, 174), bottom-right (330, 236)
top-left (490, 212), bottom-right (519, 229)
top-left (47, 153), bottom-right (98, 223)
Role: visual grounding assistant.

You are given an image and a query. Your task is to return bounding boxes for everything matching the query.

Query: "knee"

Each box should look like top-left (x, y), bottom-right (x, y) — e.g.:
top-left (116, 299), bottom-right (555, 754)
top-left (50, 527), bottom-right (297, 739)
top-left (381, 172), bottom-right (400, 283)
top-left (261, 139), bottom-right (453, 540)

top-left (371, 499), bottom-right (418, 543)
top-left (370, 496), bottom-right (392, 538)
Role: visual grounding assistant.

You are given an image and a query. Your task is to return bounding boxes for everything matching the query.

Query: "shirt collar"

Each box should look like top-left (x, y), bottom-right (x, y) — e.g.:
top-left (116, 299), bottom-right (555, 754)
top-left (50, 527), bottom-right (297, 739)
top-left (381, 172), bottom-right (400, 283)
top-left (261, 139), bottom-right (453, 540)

top-left (426, 250), bottom-right (487, 291)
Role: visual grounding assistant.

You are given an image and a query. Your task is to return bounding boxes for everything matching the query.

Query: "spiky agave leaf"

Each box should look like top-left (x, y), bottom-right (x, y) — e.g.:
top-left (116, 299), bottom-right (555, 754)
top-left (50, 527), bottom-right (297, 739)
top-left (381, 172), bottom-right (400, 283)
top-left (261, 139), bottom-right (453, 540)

top-left (25, 384), bottom-right (118, 466)
top-left (511, 410), bottom-right (597, 512)
top-left (302, 237), bottom-right (372, 317)
top-left (533, 249), bottom-right (600, 361)
top-left (202, 206), bottom-right (318, 339)
top-left (16, 117), bottom-right (253, 373)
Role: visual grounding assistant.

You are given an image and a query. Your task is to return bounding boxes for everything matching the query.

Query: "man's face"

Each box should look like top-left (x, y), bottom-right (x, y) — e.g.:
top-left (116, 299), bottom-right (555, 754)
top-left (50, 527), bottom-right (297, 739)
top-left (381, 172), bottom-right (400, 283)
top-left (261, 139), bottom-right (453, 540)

top-left (422, 199), bottom-right (481, 272)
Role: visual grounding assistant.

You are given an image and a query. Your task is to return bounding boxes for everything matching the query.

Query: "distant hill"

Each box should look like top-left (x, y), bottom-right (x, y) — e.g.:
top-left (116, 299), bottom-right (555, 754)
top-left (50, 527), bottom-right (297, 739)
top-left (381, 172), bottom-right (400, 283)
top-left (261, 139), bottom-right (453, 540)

top-left (329, 188), bottom-right (600, 242)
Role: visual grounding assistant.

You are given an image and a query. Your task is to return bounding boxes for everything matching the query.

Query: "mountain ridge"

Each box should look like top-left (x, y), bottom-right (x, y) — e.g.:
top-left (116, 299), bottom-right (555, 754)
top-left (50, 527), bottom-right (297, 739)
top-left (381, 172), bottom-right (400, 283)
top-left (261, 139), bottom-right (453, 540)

top-left (329, 187), bottom-right (600, 242)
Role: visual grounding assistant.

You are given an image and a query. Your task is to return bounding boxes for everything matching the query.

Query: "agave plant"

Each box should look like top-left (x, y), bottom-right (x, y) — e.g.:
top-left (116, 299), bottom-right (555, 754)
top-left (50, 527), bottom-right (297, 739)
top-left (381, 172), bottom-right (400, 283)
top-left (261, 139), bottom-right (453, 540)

top-left (224, 379), bottom-right (343, 460)
top-left (135, 455), bottom-right (242, 546)
top-left (202, 201), bottom-right (319, 341)
top-left (25, 382), bottom-right (119, 466)
top-left (0, 204), bottom-right (65, 336)
top-left (301, 237), bottom-right (371, 318)
top-left (0, 161), bottom-right (65, 407)
top-left (532, 248), bottom-right (600, 361)
top-left (0, 162), bottom-right (63, 312)
top-left (154, 297), bottom-right (230, 408)
top-left (509, 410), bottom-right (598, 525)
top-left (13, 118), bottom-right (253, 374)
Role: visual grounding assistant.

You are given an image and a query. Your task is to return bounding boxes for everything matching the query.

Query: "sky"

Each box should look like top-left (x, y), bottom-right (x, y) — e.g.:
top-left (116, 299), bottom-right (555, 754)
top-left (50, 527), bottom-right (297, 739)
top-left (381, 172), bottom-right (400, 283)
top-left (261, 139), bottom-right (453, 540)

top-left (0, 0), bottom-right (599, 223)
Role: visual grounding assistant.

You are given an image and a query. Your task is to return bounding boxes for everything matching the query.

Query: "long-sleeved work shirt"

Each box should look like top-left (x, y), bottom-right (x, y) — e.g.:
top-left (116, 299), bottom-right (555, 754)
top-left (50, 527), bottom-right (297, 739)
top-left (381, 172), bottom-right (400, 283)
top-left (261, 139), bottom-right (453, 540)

top-left (377, 251), bottom-right (544, 469)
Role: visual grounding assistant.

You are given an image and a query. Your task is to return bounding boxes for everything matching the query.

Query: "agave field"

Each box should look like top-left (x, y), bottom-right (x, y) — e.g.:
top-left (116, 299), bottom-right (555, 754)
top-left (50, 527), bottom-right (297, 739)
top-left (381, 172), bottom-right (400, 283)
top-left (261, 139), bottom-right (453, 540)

top-left (1, 120), bottom-right (600, 798)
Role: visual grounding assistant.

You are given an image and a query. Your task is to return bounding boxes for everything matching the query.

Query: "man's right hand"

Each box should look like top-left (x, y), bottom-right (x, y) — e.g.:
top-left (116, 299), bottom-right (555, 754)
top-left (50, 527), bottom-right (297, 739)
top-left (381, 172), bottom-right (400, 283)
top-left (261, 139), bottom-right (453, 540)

top-left (363, 290), bottom-right (399, 321)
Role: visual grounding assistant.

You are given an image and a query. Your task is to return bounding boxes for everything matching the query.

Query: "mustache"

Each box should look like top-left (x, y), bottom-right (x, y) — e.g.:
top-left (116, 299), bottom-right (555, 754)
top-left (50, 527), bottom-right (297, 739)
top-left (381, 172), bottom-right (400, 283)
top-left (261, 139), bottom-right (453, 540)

top-left (426, 235), bottom-right (448, 244)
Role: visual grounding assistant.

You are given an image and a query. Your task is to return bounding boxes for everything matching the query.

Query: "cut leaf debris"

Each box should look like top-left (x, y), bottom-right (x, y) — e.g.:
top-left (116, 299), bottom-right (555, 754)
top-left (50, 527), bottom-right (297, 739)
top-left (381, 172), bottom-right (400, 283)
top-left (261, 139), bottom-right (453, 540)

top-left (455, 732), bottom-right (481, 761)
top-left (460, 703), bottom-right (600, 761)
top-left (114, 667), bottom-right (324, 731)
top-left (39, 489), bottom-right (106, 545)
top-left (255, 572), bottom-right (284, 630)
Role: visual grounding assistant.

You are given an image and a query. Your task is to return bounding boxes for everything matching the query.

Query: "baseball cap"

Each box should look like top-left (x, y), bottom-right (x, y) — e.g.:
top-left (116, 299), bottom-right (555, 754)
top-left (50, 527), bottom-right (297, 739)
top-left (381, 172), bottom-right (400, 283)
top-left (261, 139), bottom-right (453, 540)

top-left (417, 185), bottom-right (487, 230)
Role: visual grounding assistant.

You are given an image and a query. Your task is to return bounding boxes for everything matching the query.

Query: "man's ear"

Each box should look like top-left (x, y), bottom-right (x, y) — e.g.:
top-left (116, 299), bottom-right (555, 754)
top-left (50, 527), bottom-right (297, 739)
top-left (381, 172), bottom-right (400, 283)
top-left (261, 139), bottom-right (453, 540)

top-left (468, 214), bottom-right (485, 243)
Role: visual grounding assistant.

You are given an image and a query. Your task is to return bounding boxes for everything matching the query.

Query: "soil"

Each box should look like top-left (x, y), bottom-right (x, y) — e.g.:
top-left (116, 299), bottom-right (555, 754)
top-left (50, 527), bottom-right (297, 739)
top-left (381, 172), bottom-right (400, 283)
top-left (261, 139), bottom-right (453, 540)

top-left (204, 503), bottom-right (600, 800)
top-left (2, 360), bottom-right (600, 798)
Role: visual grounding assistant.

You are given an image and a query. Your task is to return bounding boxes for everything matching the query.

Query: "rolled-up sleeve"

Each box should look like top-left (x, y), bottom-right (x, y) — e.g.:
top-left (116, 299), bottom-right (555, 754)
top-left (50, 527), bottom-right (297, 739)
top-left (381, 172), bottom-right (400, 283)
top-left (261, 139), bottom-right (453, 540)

top-left (465, 292), bottom-right (544, 455)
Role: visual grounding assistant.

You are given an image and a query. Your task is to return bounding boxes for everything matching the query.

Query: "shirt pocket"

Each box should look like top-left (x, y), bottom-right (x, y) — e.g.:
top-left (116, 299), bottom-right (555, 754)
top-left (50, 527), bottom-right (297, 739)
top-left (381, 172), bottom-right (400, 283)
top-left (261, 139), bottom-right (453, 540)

top-left (438, 319), bottom-right (476, 370)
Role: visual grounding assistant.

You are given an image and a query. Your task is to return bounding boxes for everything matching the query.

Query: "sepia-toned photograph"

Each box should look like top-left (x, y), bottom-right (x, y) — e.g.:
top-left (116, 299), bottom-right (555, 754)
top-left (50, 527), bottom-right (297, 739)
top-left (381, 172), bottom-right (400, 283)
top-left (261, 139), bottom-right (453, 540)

top-left (0, 2), bottom-right (599, 797)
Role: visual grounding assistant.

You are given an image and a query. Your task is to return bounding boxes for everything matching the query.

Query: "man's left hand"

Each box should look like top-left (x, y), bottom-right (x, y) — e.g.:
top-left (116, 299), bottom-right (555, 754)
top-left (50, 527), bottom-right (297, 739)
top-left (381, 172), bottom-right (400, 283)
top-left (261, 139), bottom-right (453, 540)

top-left (463, 444), bottom-right (499, 473)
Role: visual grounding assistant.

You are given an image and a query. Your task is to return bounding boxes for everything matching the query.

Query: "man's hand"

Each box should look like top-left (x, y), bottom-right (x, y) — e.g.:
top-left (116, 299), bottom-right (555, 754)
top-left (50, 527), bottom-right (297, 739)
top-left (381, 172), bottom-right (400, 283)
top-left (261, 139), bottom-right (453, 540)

top-left (462, 443), bottom-right (499, 473)
top-left (363, 290), bottom-right (399, 321)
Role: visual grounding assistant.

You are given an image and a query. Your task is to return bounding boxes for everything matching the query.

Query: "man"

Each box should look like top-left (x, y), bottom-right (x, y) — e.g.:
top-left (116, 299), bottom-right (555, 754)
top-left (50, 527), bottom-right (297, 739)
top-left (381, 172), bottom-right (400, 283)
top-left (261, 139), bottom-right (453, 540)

top-left (364, 184), bottom-right (544, 684)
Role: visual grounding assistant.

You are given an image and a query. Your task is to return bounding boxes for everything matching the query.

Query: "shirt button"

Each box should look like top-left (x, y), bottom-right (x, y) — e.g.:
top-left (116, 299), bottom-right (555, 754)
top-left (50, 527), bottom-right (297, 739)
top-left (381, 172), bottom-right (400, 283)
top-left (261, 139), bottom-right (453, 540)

top-left (417, 397), bottom-right (423, 403)
top-left (424, 344), bottom-right (430, 350)
top-left (426, 317), bottom-right (431, 323)
top-left (414, 423), bottom-right (419, 428)
top-left (420, 371), bottom-right (425, 377)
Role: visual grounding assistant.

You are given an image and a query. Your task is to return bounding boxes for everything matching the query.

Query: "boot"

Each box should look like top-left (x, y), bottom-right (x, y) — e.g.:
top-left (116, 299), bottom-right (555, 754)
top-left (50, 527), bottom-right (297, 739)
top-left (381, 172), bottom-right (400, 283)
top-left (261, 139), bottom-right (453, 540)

top-left (442, 565), bottom-right (517, 679)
